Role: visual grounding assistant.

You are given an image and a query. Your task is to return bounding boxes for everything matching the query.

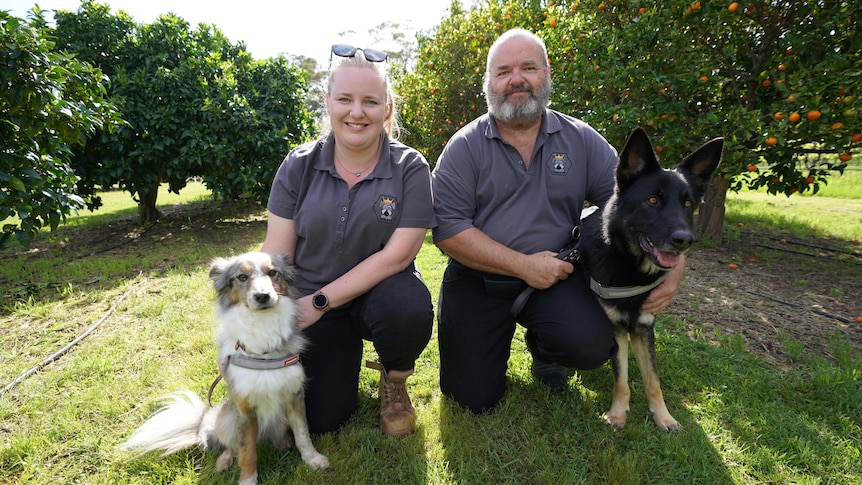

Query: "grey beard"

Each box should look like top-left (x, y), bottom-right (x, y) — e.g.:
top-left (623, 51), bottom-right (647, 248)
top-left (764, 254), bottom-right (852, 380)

top-left (486, 79), bottom-right (551, 125)
top-left (490, 96), bottom-right (545, 124)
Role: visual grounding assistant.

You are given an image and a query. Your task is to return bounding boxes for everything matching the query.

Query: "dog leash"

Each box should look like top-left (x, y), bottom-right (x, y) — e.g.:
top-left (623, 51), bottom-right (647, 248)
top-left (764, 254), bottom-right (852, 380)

top-left (206, 350), bottom-right (300, 406)
top-left (510, 226), bottom-right (582, 318)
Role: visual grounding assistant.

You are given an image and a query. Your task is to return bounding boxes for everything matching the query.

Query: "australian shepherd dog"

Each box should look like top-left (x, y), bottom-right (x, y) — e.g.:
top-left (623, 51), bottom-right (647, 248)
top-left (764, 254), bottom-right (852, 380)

top-left (119, 252), bottom-right (329, 484)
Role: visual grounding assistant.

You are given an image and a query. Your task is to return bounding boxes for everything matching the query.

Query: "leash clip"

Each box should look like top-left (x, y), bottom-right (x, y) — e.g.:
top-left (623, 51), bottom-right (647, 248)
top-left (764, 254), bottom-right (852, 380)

top-left (511, 225), bottom-right (582, 318)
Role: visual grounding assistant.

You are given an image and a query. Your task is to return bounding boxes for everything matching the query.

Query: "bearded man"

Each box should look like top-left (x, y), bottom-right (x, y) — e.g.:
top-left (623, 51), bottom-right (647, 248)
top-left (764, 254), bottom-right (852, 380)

top-left (430, 28), bottom-right (685, 412)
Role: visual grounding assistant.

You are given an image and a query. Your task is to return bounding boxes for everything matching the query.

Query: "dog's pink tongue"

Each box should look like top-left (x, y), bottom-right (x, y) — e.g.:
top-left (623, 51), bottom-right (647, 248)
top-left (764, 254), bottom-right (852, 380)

top-left (656, 250), bottom-right (681, 268)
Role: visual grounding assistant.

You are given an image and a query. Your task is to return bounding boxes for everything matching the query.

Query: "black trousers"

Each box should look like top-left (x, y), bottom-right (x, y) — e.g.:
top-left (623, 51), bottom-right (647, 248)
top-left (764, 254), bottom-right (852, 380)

top-left (438, 260), bottom-right (616, 413)
top-left (301, 264), bottom-right (433, 434)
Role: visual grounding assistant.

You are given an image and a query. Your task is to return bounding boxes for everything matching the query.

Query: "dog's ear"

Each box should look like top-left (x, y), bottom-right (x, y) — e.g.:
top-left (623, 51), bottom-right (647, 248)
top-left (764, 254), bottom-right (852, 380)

top-left (270, 253), bottom-right (297, 285)
top-left (616, 127), bottom-right (662, 190)
top-left (209, 257), bottom-right (233, 293)
top-left (676, 137), bottom-right (724, 202)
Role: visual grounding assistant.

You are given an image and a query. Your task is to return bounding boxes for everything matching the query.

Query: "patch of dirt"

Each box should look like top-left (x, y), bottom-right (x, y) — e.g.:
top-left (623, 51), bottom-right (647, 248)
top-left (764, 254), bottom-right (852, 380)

top-left (669, 231), bottom-right (862, 367)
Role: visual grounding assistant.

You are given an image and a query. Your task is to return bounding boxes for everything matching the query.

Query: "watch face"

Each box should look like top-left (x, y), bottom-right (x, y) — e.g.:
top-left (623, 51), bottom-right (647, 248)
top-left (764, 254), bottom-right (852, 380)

top-left (313, 293), bottom-right (328, 309)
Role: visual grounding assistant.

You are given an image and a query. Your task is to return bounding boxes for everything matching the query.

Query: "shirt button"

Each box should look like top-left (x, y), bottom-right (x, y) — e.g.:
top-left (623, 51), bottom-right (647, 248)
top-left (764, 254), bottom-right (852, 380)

top-left (340, 217), bottom-right (345, 222)
top-left (342, 207), bottom-right (347, 211)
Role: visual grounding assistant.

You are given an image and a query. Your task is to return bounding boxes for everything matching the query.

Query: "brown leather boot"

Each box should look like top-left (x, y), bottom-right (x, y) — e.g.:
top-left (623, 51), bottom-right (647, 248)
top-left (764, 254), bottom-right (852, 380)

top-left (366, 361), bottom-right (415, 437)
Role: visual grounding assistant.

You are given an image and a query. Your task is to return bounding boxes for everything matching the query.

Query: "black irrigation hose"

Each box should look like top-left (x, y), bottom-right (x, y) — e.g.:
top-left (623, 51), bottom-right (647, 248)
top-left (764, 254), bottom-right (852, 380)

top-left (735, 230), bottom-right (862, 265)
top-left (1, 278), bottom-right (147, 396)
top-left (738, 229), bottom-right (861, 257)
top-left (746, 290), bottom-right (856, 324)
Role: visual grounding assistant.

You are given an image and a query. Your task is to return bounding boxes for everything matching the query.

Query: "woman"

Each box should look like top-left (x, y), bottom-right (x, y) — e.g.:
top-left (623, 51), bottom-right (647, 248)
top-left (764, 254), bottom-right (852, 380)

top-left (260, 45), bottom-right (435, 437)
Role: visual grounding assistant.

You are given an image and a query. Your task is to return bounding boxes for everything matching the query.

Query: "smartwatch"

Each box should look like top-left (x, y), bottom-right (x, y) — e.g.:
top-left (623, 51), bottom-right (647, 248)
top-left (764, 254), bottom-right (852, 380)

top-left (312, 291), bottom-right (330, 312)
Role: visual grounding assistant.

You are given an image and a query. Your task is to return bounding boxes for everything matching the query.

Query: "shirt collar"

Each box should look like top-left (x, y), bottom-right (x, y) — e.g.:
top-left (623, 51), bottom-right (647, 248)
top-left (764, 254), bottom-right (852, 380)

top-left (485, 108), bottom-right (560, 140)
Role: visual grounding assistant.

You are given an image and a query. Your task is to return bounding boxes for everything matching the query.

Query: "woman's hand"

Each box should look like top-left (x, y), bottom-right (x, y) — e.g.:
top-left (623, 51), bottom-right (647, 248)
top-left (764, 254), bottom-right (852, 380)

top-left (295, 294), bottom-right (323, 330)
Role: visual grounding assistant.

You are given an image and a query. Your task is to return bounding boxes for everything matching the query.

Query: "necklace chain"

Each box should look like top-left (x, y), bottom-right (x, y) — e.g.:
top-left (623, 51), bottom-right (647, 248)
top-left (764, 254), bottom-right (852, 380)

top-left (335, 153), bottom-right (377, 178)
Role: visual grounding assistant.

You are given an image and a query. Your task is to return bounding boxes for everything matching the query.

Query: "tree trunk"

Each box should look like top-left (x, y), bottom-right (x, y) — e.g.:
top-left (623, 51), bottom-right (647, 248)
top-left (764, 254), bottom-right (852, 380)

top-left (696, 174), bottom-right (729, 242)
top-left (137, 186), bottom-right (161, 223)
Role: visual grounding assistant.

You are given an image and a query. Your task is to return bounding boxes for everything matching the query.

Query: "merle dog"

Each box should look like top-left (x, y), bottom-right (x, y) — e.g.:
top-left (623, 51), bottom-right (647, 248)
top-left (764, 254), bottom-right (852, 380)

top-left (579, 127), bottom-right (723, 431)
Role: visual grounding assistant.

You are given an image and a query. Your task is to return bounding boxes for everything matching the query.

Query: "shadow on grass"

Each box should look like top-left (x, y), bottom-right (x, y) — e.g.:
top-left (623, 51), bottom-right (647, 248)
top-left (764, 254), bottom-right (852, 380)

top-left (438, 319), bottom-right (859, 484)
top-left (0, 199), bottom-right (268, 315)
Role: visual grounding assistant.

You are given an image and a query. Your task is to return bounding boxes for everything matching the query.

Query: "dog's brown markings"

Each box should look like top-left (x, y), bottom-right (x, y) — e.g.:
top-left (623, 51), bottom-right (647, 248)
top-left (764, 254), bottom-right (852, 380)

top-left (235, 396), bottom-right (259, 482)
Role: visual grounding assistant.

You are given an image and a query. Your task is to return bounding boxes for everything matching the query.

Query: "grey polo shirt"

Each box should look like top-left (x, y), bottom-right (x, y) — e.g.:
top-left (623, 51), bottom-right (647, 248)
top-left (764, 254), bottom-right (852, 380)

top-left (268, 133), bottom-right (435, 294)
top-left (431, 109), bottom-right (617, 255)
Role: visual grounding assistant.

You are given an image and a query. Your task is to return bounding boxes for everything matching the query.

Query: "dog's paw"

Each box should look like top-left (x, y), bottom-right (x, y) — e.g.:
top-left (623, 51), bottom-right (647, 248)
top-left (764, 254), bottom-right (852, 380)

top-left (603, 411), bottom-right (628, 429)
top-left (652, 413), bottom-right (680, 432)
top-left (216, 448), bottom-right (235, 472)
top-left (238, 472), bottom-right (258, 485)
top-left (302, 452), bottom-right (331, 470)
top-left (276, 433), bottom-right (295, 450)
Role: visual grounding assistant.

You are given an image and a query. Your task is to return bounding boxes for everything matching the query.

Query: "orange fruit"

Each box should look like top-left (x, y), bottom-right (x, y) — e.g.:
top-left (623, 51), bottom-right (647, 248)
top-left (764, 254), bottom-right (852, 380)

top-left (728, 263), bottom-right (738, 270)
top-left (774, 112), bottom-right (785, 120)
top-left (856, 316), bottom-right (862, 323)
top-left (851, 133), bottom-right (862, 143)
top-left (805, 176), bottom-right (815, 184)
top-left (549, 17), bottom-right (558, 27)
top-left (765, 136), bottom-right (778, 146)
top-left (807, 109), bottom-right (821, 121)
top-left (778, 63), bottom-right (787, 71)
top-left (831, 122), bottom-right (844, 130)
top-left (639, 7), bottom-right (647, 15)
top-left (788, 112), bottom-right (801, 123)
top-left (779, 239), bottom-right (787, 245)
top-left (728, 2), bottom-right (739, 13)
top-left (655, 145), bottom-right (664, 152)
top-left (747, 257), bottom-right (757, 263)
top-left (762, 79), bottom-right (772, 87)
top-left (839, 153), bottom-right (852, 162)
top-left (746, 165), bottom-right (758, 172)
top-left (699, 75), bottom-right (709, 82)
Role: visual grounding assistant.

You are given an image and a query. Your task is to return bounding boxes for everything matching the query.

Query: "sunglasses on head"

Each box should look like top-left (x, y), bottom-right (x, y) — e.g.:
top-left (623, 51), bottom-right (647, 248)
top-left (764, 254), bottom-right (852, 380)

top-left (331, 44), bottom-right (388, 63)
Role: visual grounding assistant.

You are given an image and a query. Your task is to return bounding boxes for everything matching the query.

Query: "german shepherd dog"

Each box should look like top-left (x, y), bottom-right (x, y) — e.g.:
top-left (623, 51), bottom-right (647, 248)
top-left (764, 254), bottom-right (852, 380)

top-left (579, 128), bottom-right (723, 431)
top-left (119, 252), bottom-right (330, 484)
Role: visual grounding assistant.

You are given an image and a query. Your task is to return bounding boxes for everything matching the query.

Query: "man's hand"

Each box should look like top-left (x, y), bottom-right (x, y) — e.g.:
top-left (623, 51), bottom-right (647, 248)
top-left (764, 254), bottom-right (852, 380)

top-left (520, 251), bottom-right (574, 289)
top-left (641, 254), bottom-right (685, 315)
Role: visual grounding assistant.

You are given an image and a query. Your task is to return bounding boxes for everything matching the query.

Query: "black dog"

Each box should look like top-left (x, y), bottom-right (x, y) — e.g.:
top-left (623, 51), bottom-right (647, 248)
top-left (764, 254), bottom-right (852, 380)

top-left (579, 127), bottom-right (723, 431)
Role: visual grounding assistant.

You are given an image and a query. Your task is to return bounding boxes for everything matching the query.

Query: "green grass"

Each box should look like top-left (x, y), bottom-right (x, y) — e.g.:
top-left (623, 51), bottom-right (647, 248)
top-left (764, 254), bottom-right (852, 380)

top-left (1, 184), bottom-right (860, 484)
top-left (726, 164), bottom-right (862, 243)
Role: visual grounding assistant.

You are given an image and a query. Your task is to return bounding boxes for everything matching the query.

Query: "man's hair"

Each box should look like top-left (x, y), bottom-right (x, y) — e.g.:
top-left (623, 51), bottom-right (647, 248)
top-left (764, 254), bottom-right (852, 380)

top-left (485, 28), bottom-right (550, 76)
top-left (327, 50), bottom-right (401, 139)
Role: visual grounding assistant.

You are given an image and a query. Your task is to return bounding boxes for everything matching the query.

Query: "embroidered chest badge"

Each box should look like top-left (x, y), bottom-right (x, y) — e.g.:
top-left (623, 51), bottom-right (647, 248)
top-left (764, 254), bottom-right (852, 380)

top-left (547, 153), bottom-right (571, 175)
top-left (375, 195), bottom-right (398, 223)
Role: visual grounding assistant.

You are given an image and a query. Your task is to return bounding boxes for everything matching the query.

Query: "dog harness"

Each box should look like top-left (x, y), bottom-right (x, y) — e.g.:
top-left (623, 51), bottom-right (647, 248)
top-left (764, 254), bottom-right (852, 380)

top-left (206, 342), bottom-right (301, 406)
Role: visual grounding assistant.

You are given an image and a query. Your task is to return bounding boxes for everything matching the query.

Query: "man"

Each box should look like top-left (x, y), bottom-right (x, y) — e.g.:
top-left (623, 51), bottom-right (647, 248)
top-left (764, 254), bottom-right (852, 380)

top-left (431, 28), bottom-right (684, 413)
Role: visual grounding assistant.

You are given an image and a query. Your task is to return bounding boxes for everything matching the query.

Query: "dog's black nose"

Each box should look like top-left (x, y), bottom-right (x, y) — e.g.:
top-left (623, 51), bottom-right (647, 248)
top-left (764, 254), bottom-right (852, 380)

top-left (253, 293), bottom-right (271, 304)
top-left (671, 230), bottom-right (694, 250)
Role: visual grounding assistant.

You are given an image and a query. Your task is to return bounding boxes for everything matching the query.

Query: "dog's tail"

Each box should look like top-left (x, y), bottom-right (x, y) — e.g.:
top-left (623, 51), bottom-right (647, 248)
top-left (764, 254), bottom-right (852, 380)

top-left (118, 391), bottom-right (218, 456)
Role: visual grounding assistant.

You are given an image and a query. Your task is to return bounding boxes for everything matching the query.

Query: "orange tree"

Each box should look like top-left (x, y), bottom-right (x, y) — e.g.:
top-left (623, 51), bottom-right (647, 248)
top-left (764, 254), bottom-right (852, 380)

top-left (399, 0), bottom-right (861, 240)
top-left (54, 1), bottom-right (313, 223)
top-left (1, 10), bottom-right (121, 247)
